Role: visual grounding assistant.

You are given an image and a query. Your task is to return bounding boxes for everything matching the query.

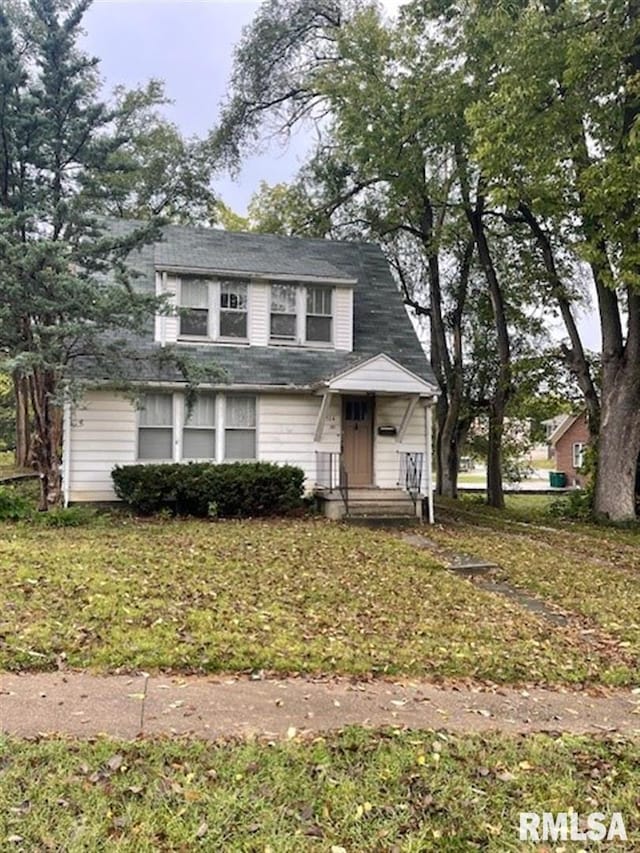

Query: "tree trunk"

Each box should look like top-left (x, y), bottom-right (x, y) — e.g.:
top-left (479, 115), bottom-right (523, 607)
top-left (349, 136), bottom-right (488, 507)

top-left (13, 372), bottom-right (32, 468)
top-left (594, 370), bottom-right (640, 520)
top-left (28, 370), bottom-right (64, 510)
top-left (486, 399), bottom-right (506, 509)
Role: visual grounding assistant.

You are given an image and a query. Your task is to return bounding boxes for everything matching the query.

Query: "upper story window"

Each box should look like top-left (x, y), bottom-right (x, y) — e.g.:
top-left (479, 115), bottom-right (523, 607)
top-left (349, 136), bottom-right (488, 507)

top-left (178, 277), bottom-right (248, 341)
top-left (269, 283), bottom-right (333, 346)
top-left (270, 284), bottom-right (297, 342)
top-left (180, 279), bottom-right (209, 338)
top-left (306, 286), bottom-right (332, 343)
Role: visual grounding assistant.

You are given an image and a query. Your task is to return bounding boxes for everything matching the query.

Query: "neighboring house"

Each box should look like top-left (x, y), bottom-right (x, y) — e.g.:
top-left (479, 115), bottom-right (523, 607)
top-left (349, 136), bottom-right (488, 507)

top-left (547, 413), bottom-right (590, 486)
top-left (62, 223), bottom-right (439, 520)
top-left (541, 414), bottom-right (568, 460)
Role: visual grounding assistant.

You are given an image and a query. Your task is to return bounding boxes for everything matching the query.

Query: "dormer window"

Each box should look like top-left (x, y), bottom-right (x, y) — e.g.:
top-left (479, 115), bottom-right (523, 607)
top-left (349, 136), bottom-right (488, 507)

top-left (269, 283), bottom-right (334, 346)
top-left (180, 278), bottom-right (209, 338)
top-left (178, 276), bottom-right (248, 341)
top-left (306, 286), bottom-right (332, 343)
top-left (270, 284), bottom-right (297, 341)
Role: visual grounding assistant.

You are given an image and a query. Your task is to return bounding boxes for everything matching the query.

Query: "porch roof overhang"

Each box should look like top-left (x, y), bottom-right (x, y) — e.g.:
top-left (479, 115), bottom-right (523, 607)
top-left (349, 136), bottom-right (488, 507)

top-left (318, 353), bottom-right (439, 398)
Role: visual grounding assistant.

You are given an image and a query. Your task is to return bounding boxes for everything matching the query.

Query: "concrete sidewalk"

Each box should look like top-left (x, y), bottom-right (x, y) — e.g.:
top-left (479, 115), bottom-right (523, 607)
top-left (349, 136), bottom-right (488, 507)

top-left (2, 673), bottom-right (640, 739)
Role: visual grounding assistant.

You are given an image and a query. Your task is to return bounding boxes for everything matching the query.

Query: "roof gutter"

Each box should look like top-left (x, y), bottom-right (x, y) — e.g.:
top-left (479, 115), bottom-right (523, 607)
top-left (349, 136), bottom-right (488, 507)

top-left (155, 264), bottom-right (357, 287)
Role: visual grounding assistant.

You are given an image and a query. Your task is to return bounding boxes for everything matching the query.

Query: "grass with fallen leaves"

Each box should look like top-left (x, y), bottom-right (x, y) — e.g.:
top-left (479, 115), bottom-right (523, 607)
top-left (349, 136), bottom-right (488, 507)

top-left (0, 518), bottom-right (632, 684)
top-left (1, 730), bottom-right (638, 851)
top-left (426, 509), bottom-right (640, 679)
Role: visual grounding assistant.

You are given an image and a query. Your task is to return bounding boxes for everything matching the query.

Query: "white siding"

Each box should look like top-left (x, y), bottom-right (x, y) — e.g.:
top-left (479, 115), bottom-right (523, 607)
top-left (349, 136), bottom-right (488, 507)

top-left (249, 281), bottom-right (269, 346)
top-left (159, 275), bottom-right (179, 344)
top-left (67, 391), bottom-right (137, 502)
top-left (258, 393), bottom-right (340, 488)
top-left (374, 397), bottom-right (425, 488)
top-left (334, 287), bottom-right (353, 351)
top-left (330, 354), bottom-right (434, 394)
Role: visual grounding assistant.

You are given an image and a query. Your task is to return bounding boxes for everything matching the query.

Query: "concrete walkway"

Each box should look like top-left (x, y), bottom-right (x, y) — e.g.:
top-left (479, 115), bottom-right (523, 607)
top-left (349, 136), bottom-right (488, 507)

top-left (2, 673), bottom-right (640, 739)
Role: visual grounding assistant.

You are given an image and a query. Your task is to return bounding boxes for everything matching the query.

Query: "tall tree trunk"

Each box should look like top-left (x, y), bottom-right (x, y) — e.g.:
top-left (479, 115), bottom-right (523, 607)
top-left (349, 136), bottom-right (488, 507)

top-left (13, 372), bottom-right (32, 468)
top-left (595, 365), bottom-right (640, 520)
top-left (28, 369), bottom-right (63, 510)
top-left (486, 399), bottom-right (506, 509)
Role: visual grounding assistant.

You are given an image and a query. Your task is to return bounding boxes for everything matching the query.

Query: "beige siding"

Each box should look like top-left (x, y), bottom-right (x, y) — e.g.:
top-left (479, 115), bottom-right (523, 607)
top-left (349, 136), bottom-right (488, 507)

top-left (67, 391), bottom-right (137, 502)
top-left (334, 287), bottom-right (353, 351)
top-left (374, 397), bottom-right (425, 488)
top-left (258, 393), bottom-right (340, 488)
top-left (249, 281), bottom-right (270, 346)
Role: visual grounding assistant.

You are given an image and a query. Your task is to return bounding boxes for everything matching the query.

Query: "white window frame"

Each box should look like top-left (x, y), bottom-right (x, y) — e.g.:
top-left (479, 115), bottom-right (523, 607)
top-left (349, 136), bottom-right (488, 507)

top-left (177, 277), bottom-right (250, 343)
top-left (136, 392), bottom-right (177, 462)
top-left (224, 394), bottom-right (257, 461)
top-left (136, 392), bottom-right (258, 464)
top-left (572, 442), bottom-right (585, 469)
top-left (269, 282), bottom-right (334, 347)
top-left (182, 393), bottom-right (217, 461)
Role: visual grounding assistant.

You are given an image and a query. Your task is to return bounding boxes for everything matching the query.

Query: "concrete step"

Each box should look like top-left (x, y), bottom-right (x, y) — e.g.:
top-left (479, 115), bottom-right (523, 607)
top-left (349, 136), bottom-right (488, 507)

top-left (347, 502), bottom-right (416, 517)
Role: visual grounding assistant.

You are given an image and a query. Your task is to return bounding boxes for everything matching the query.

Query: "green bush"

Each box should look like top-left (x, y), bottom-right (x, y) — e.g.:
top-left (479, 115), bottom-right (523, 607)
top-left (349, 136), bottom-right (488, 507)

top-left (111, 461), bottom-right (305, 518)
top-left (0, 485), bottom-right (32, 520)
top-left (33, 506), bottom-right (100, 527)
top-left (548, 488), bottom-right (593, 521)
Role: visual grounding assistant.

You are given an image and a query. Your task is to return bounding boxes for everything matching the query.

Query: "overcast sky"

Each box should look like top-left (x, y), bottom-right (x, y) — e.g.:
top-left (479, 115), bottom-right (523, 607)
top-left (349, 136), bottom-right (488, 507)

top-left (82, 0), bottom-right (599, 349)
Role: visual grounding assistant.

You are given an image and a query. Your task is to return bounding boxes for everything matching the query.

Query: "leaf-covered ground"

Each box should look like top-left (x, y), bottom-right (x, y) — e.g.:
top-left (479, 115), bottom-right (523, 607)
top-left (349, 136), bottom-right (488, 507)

top-left (426, 506), bottom-right (640, 674)
top-left (1, 518), bottom-right (632, 684)
top-left (1, 730), bottom-right (637, 851)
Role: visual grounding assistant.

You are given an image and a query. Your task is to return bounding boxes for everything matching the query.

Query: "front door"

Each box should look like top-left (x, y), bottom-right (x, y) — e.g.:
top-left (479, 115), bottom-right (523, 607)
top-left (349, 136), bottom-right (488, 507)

top-left (342, 396), bottom-right (373, 486)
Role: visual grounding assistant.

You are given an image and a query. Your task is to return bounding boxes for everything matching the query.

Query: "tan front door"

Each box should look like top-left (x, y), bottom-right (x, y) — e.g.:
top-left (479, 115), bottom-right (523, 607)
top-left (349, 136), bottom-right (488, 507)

top-left (342, 396), bottom-right (373, 486)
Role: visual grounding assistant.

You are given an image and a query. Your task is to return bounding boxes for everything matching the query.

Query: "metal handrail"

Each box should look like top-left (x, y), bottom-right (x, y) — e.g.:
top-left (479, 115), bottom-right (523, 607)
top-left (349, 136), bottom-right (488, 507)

top-left (398, 451), bottom-right (424, 509)
top-left (316, 451), bottom-right (349, 515)
top-left (338, 456), bottom-right (349, 516)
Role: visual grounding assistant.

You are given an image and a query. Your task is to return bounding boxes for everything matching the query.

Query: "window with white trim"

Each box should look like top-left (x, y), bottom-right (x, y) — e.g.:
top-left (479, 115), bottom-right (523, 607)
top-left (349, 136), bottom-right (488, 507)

top-left (138, 393), bottom-right (173, 460)
top-left (178, 277), bottom-right (248, 341)
top-left (225, 395), bottom-right (256, 460)
top-left (270, 284), bottom-right (297, 341)
top-left (572, 442), bottom-right (585, 469)
top-left (269, 283), bottom-right (334, 345)
top-left (219, 280), bottom-right (248, 338)
top-left (183, 393), bottom-right (216, 459)
top-left (179, 278), bottom-right (209, 338)
top-left (306, 286), bottom-right (332, 342)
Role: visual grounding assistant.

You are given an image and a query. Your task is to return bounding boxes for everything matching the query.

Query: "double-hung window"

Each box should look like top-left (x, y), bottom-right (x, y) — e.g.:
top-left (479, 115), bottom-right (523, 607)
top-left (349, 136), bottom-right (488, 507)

top-left (270, 284), bottom-right (297, 342)
top-left (306, 286), bottom-right (332, 343)
top-left (269, 283), bottom-right (334, 345)
top-left (179, 278), bottom-right (210, 338)
top-left (138, 393), bottom-right (173, 460)
top-left (219, 280), bottom-right (248, 338)
top-left (183, 394), bottom-right (216, 459)
top-left (225, 395), bottom-right (256, 460)
top-left (179, 277), bottom-right (248, 341)
top-left (572, 442), bottom-right (585, 469)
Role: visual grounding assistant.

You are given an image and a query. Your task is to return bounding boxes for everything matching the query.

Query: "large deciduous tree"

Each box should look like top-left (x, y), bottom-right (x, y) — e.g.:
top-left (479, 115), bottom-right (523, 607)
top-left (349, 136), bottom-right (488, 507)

top-left (467, 0), bottom-right (640, 520)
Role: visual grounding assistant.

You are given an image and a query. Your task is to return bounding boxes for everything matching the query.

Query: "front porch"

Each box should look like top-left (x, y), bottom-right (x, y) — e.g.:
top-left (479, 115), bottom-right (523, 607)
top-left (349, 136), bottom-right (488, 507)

top-left (314, 450), bottom-right (427, 522)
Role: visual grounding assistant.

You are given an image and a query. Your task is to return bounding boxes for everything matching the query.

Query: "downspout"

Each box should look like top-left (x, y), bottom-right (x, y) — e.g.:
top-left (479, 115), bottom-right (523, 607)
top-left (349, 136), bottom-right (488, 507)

top-left (62, 400), bottom-right (71, 508)
top-left (425, 401), bottom-right (434, 524)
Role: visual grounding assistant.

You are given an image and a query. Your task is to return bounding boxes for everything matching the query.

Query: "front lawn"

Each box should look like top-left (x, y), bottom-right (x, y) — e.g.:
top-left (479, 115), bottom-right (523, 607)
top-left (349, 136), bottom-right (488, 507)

top-left (1, 730), bottom-right (637, 851)
top-left (427, 509), bottom-right (640, 666)
top-left (0, 518), bottom-right (630, 684)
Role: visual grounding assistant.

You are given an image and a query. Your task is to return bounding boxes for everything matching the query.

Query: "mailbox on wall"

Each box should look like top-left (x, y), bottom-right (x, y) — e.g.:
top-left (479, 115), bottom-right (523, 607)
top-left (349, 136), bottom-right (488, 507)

top-left (377, 425), bottom-right (397, 436)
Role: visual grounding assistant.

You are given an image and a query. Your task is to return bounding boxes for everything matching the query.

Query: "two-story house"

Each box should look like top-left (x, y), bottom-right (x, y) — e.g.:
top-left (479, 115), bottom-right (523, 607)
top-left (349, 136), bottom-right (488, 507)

top-left (62, 223), bottom-right (439, 520)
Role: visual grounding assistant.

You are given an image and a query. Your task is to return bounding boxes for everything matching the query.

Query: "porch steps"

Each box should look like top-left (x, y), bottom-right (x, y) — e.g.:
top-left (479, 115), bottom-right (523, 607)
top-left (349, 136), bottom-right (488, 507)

top-left (318, 487), bottom-right (419, 522)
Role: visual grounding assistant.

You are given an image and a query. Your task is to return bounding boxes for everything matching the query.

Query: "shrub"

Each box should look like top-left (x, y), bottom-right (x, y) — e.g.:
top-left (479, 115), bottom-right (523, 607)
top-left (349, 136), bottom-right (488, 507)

top-left (0, 485), bottom-right (32, 520)
top-left (33, 506), bottom-right (100, 527)
top-left (111, 461), bottom-right (305, 518)
top-left (548, 488), bottom-right (593, 521)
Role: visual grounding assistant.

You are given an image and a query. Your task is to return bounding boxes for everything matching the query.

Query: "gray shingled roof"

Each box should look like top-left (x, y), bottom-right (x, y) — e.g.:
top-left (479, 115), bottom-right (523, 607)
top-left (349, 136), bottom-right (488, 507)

top-left (95, 222), bottom-right (437, 389)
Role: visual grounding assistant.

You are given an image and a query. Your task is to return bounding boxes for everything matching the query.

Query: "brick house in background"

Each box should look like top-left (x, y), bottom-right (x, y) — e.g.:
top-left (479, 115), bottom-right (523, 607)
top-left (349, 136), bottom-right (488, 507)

top-left (548, 413), bottom-right (590, 487)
